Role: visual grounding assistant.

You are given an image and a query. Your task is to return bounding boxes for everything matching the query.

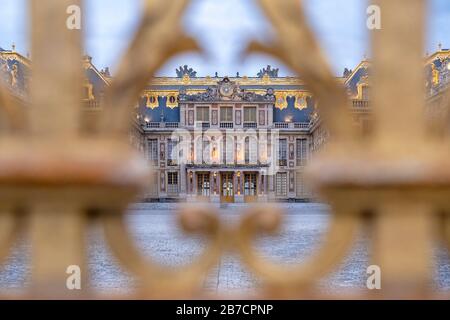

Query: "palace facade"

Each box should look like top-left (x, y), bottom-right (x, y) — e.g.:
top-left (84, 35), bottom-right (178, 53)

top-left (1, 45), bottom-right (450, 202)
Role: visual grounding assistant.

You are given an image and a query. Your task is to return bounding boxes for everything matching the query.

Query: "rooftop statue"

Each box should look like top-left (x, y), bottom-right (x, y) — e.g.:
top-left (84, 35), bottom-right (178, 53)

top-left (257, 65), bottom-right (279, 78)
top-left (176, 65), bottom-right (197, 78)
top-left (343, 68), bottom-right (353, 78)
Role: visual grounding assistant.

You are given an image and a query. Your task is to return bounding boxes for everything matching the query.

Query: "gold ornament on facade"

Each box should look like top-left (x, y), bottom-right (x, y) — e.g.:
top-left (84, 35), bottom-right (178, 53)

top-left (165, 92), bottom-right (179, 109)
top-left (83, 78), bottom-right (95, 100)
top-left (431, 64), bottom-right (440, 86)
top-left (275, 91), bottom-right (288, 110)
top-left (182, 74), bottom-right (191, 85)
top-left (146, 93), bottom-right (159, 109)
top-left (294, 93), bottom-right (310, 110)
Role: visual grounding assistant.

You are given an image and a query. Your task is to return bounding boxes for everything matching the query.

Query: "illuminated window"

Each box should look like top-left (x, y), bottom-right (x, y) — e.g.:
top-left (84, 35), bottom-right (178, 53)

top-left (245, 137), bottom-right (258, 164)
top-left (278, 139), bottom-right (287, 166)
top-left (197, 173), bottom-right (210, 196)
top-left (167, 139), bottom-right (178, 166)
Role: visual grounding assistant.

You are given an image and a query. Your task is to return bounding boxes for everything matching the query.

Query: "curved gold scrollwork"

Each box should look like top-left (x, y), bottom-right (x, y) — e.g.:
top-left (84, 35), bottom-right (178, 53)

top-left (248, 0), bottom-right (355, 143)
top-left (236, 206), bottom-right (359, 295)
top-left (101, 207), bottom-right (226, 298)
top-left (101, 0), bottom-right (200, 136)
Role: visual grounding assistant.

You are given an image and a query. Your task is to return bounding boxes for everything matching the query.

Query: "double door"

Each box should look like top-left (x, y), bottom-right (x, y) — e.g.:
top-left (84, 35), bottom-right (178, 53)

top-left (244, 173), bottom-right (257, 202)
top-left (220, 173), bottom-right (234, 203)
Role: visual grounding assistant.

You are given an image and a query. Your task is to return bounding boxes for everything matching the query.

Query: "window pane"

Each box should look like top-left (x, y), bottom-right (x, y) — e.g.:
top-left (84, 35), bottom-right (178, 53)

top-left (168, 172), bottom-right (178, 195)
top-left (296, 138), bottom-right (307, 166)
top-left (276, 173), bottom-right (287, 196)
top-left (148, 139), bottom-right (158, 166)
top-left (244, 107), bottom-right (256, 122)
top-left (196, 107), bottom-right (210, 121)
top-left (220, 107), bottom-right (232, 122)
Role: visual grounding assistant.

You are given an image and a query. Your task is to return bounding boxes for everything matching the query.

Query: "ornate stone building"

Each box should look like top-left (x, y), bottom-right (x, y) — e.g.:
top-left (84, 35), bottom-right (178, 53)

top-left (1, 45), bottom-right (450, 203)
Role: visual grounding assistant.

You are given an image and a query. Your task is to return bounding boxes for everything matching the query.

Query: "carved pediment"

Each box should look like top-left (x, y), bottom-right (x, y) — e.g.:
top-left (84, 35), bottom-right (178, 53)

top-left (179, 77), bottom-right (275, 103)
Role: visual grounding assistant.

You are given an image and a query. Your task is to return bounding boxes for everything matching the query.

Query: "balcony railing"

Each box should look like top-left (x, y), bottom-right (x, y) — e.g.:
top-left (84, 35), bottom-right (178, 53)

top-left (243, 122), bottom-right (257, 129)
top-left (220, 122), bottom-right (234, 129)
top-left (274, 122), bottom-right (310, 130)
top-left (165, 122), bottom-right (179, 128)
top-left (274, 122), bottom-right (289, 129)
top-left (83, 99), bottom-right (100, 109)
top-left (145, 122), bottom-right (161, 129)
top-left (195, 122), bottom-right (210, 129)
top-left (294, 122), bottom-right (309, 129)
top-left (144, 122), bottom-right (179, 129)
top-left (352, 99), bottom-right (370, 109)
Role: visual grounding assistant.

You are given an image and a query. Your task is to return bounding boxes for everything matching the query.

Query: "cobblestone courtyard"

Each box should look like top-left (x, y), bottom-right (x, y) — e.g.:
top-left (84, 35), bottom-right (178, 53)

top-left (1, 203), bottom-right (450, 296)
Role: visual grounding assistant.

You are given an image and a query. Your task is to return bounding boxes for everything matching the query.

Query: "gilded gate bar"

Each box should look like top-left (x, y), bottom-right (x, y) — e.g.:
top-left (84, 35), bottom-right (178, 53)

top-left (371, 0), bottom-right (434, 296)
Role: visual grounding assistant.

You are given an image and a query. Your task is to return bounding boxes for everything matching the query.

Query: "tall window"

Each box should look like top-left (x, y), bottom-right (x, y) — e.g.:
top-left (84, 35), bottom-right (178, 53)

top-left (244, 107), bottom-right (257, 123)
top-left (202, 137), bottom-right (210, 164)
top-left (222, 136), bottom-right (234, 165)
top-left (275, 173), bottom-right (287, 197)
top-left (244, 173), bottom-right (257, 196)
top-left (197, 173), bottom-right (210, 196)
top-left (220, 107), bottom-right (233, 122)
top-left (167, 172), bottom-right (178, 195)
top-left (245, 137), bottom-right (257, 164)
top-left (147, 139), bottom-right (158, 166)
top-left (148, 172), bottom-right (158, 196)
top-left (278, 139), bottom-right (287, 166)
top-left (196, 136), bottom-right (210, 164)
top-left (296, 171), bottom-right (310, 198)
top-left (167, 139), bottom-right (178, 166)
top-left (296, 138), bottom-right (307, 166)
top-left (196, 107), bottom-right (210, 122)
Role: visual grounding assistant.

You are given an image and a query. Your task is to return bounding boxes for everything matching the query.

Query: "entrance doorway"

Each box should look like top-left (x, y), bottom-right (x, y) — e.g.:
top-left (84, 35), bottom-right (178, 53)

top-left (220, 173), bottom-right (234, 203)
top-left (244, 173), bottom-right (257, 202)
top-left (197, 173), bottom-right (210, 201)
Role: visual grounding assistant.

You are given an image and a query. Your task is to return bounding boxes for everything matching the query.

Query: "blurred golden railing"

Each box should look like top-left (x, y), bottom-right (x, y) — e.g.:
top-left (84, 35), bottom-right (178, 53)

top-left (0, 0), bottom-right (449, 299)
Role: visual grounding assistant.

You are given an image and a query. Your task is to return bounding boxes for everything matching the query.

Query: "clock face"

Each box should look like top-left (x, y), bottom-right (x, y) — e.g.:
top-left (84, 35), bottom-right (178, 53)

top-left (219, 83), bottom-right (234, 97)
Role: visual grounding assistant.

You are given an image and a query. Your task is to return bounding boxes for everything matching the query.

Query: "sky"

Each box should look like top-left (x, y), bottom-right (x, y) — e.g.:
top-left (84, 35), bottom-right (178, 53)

top-left (0, 0), bottom-right (450, 77)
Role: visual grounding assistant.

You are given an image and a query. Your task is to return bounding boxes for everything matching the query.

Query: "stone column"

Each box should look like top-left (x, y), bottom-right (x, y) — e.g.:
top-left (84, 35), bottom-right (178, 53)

top-left (211, 171), bottom-right (220, 203)
top-left (187, 170), bottom-right (196, 202)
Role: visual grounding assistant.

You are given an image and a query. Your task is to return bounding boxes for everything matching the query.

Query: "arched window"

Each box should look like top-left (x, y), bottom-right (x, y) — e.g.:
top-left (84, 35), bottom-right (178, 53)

top-left (196, 136), bottom-right (211, 164)
top-left (244, 136), bottom-right (258, 164)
